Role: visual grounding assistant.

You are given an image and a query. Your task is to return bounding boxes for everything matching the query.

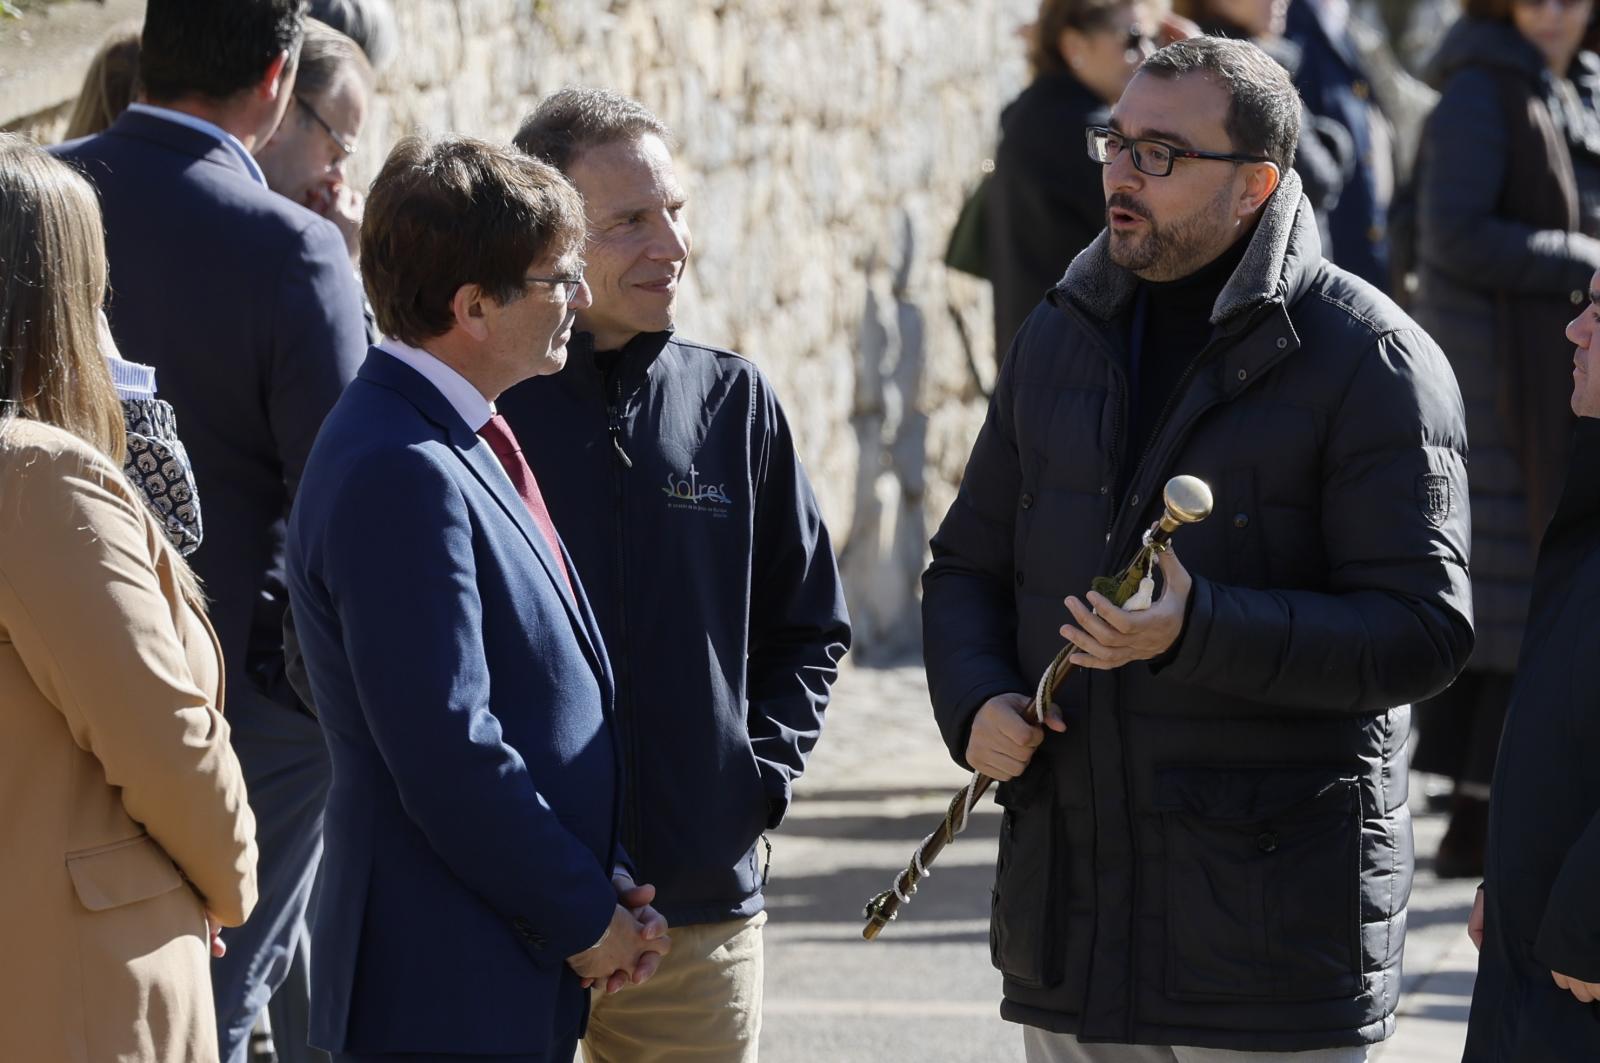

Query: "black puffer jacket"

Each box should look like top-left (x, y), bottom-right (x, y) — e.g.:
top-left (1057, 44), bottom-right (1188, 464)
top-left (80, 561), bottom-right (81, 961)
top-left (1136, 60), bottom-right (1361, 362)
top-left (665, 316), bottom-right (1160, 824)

top-left (1465, 419), bottom-right (1600, 1062)
top-left (1413, 18), bottom-right (1600, 671)
top-left (923, 170), bottom-right (1473, 1050)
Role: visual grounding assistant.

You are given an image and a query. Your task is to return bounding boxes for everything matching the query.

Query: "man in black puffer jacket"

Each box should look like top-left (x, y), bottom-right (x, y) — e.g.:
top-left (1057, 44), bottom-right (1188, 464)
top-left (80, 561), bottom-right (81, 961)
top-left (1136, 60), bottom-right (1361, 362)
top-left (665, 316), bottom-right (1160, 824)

top-left (924, 38), bottom-right (1472, 1060)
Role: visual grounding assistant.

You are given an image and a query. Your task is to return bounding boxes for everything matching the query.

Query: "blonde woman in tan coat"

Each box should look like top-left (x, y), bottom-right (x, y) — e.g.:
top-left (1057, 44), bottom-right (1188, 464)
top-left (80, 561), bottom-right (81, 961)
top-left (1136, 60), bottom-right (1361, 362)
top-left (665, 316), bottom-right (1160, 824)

top-left (0, 136), bottom-right (257, 1063)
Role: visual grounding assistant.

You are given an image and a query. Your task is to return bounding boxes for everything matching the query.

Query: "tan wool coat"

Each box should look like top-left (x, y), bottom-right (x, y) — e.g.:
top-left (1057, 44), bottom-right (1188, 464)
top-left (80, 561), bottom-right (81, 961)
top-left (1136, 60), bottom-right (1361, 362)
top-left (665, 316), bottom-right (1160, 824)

top-left (0, 419), bottom-right (257, 1063)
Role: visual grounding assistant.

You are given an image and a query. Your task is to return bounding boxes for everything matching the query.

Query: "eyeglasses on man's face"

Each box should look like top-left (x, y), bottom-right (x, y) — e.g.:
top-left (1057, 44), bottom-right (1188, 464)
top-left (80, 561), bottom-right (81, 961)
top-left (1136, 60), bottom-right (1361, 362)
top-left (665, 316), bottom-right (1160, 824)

top-left (295, 95), bottom-right (358, 171)
top-left (523, 273), bottom-right (586, 304)
top-left (1085, 125), bottom-right (1269, 178)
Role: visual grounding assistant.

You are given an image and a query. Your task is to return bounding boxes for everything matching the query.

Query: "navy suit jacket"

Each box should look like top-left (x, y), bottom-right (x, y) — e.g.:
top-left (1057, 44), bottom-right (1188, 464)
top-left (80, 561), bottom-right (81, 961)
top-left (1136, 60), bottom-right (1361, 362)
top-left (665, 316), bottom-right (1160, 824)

top-left (54, 110), bottom-right (367, 720)
top-left (286, 350), bottom-right (623, 1056)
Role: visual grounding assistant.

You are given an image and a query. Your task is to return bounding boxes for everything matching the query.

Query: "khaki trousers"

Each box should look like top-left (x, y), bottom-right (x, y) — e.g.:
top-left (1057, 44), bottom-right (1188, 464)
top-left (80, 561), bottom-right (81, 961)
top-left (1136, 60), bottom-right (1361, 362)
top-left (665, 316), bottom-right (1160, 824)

top-left (579, 911), bottom-right (766, 1063)
top-left (1023, 1028), bottom-right (1370, 1063)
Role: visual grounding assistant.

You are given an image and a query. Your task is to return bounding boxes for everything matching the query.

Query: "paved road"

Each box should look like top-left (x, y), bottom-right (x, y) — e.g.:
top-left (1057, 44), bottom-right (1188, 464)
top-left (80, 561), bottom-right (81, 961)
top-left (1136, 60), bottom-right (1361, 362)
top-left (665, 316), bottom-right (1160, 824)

top-left (762, 663), bottom-right (1478, 1063)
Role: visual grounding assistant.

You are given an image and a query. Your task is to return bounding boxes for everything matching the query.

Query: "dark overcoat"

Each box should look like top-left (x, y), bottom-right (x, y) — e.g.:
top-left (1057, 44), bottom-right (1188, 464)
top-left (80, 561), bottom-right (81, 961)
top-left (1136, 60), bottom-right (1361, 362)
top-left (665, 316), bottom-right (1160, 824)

top-left (1465, 418), bottom-right (1600, 1062)
top-left (1413, 18), bottom-right (1600, 671)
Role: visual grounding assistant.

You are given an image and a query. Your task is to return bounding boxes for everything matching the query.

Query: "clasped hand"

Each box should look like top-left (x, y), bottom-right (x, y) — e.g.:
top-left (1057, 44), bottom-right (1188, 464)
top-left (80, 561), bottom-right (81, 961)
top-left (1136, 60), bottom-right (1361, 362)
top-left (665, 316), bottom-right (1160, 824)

top-left (566, 871), bottom-right (671, 994)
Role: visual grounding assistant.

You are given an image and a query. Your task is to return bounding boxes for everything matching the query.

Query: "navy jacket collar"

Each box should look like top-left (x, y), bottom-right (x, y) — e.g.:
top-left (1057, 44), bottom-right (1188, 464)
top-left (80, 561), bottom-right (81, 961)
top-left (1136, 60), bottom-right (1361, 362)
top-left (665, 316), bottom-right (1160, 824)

top-left (100, 108), bottom-right (257, 183)
top-left (559, 329), bottom-right (674, 398)
top-left (357, 348), bottom-right (479, 447)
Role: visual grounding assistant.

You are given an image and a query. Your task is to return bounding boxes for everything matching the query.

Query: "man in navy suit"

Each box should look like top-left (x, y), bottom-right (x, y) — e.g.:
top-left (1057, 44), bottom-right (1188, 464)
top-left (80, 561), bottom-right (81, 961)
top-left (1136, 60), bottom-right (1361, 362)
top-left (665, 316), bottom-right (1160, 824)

top-left (286, 134), bottom-right (670, 1062)
top-left (53, 3), bottom-right (367, 1061)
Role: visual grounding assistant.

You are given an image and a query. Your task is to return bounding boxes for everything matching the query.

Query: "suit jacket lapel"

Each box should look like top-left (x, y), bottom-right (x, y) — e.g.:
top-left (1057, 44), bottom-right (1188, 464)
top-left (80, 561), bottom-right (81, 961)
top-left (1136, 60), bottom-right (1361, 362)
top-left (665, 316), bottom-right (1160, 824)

top-left (357, 351), bottom-right (604, 671)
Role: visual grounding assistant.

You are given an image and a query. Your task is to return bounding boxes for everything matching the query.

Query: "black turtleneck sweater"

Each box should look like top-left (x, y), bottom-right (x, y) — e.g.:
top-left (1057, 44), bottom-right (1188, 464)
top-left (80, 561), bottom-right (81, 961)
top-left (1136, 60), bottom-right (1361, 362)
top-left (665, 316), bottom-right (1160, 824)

top-left (1118, 231), bottom-right (1252, 500)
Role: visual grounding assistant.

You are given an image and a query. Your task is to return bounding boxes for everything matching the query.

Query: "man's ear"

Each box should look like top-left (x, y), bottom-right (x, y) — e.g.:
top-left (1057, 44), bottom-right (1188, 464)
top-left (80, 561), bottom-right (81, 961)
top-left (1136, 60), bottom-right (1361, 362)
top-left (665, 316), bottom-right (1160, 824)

top-left (1238, 161), bottom-right (1281, 217)
top-left (258, 50), bottom-right (293, 103)
top-left (1058, 27), bottom-right (1088, 70)
top-left (452, 284), bottom-right (491, 342)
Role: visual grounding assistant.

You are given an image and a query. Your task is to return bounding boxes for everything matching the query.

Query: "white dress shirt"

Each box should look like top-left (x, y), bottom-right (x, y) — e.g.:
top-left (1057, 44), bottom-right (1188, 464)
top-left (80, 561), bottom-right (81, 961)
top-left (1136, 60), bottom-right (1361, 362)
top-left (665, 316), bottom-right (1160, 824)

top-left (125, 103), bottom-right (267, 187)
top-left (376, 338), bottom-right (494, 434)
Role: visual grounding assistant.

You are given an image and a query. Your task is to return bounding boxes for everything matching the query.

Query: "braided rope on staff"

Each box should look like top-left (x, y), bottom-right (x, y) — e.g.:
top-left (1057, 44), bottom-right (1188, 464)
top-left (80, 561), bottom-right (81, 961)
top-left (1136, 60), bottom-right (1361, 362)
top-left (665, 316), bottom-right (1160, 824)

top-left (863, 570), bottom-right (1158, 923)
top-left (861, 475), bottom-right (1211, 940)
top-left (860, 646), bottom-right (1073, 921)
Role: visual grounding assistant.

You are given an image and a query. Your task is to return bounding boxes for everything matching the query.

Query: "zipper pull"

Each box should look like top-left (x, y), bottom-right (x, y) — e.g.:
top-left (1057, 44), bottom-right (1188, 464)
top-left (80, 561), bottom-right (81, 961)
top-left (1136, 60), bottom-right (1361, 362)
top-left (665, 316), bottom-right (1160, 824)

top-left (607, 375), bottom-right (633, 468)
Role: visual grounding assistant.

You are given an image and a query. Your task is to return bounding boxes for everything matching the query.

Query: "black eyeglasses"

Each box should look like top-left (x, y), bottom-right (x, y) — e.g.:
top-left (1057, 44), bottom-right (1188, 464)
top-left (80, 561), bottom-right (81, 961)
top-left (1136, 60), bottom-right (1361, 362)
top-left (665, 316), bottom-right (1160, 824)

top-left (1086, 125), bottom-right (1269, 178)
top-left (295, 95), bottom-right (357, 169)
top-left (523, 273), bottom-right (586, 304)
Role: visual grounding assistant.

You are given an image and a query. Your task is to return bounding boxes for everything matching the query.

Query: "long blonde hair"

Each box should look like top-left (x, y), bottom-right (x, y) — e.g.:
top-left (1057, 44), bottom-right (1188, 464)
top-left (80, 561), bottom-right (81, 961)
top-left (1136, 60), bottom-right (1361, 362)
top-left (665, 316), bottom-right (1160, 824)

top-left (0, 134), bottom-right (126, 464)
top-left (63, 27), bottom-right (142, 141)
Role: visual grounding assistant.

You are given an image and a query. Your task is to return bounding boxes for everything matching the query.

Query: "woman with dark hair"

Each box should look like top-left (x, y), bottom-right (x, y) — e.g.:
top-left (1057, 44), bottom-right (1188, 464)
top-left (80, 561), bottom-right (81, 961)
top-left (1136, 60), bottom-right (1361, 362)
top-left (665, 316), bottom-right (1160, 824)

top-left (0, 135), bottom-right (256, 1063)
top-left (1410, 0), bottom-right (1600, 878)
top-left (986, 0), bottom-right (1163, 361)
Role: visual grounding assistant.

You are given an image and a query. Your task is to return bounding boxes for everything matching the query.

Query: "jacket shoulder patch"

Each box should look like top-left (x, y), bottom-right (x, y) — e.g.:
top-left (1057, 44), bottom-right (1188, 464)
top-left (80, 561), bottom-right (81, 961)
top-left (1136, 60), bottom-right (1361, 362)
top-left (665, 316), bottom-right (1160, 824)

top-left (1417, 473), bottom-right (1453, 526)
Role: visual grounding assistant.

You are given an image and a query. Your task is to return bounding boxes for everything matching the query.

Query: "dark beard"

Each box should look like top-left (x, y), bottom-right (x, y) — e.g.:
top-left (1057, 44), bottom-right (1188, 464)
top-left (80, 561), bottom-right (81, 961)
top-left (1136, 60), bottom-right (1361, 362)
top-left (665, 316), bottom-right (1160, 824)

top-left (1107, 181), bottom-right (1237, 281)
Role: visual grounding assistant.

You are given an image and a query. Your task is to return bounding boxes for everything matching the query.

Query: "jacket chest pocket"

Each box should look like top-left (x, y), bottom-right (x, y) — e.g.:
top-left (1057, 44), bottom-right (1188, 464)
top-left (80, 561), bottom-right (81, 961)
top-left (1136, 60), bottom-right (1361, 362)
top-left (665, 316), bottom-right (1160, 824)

top-left (1155, 767), bottom-right (1362, 1003)
top-left (990, 769), bottom-right (1064, 990)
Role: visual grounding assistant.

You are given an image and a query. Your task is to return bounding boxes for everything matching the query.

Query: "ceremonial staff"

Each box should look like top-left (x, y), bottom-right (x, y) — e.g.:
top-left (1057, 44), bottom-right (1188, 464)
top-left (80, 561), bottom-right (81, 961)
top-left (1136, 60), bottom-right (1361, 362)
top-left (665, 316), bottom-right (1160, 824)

top-left (862, 474), bottom-right (1214, 940)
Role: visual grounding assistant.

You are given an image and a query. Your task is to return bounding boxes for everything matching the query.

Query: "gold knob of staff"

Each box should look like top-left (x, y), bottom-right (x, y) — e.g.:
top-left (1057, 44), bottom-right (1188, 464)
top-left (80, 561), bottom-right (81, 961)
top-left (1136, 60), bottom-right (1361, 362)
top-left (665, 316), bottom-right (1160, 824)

top-left (1163, 475), bottom-right (1213, 525)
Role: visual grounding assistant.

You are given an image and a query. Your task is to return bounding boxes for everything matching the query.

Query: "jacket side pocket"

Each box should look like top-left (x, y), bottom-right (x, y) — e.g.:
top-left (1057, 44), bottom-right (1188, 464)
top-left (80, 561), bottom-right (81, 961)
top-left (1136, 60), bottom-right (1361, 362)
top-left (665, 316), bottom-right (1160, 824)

top-left (66, 833), bottom-right (184, 912)
top-left (1157, 767), bottom-right (1362, 1002)
top-left (990, 771), bottom-right (1063, 989)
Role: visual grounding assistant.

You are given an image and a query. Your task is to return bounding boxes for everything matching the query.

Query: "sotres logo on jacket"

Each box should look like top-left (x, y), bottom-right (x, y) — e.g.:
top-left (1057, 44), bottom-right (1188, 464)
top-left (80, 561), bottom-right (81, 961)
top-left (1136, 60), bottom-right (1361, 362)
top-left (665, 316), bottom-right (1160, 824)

top-left (662, 465), bottom-right (732, 517)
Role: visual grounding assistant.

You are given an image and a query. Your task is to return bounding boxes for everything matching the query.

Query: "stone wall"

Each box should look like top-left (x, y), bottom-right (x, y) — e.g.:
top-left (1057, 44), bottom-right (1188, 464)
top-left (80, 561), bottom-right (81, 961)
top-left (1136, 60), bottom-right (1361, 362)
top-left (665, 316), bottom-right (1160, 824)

top-left (3, 0), bottom-right (1035, 657)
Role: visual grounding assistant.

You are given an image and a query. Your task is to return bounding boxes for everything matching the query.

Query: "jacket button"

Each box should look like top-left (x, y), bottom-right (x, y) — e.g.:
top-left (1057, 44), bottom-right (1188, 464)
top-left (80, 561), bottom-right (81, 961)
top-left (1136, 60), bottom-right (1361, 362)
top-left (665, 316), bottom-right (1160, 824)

top-left (1256, 832), bottom-right (1278, 853)
top-left (1574, 290), bottom-right (1587, 306)
top-left (1129, 493), bottom-right (1140, 507)
top-left (1233, 512), bottom-right (1249, 528)
top-left (1276, 337), bottom-right (1288, 350)
top-left (1015, 571), bottom-right (1024, 587)
top-left (1238, 369), bottom-right (1248, 381)
top-left (1020, 493), bottom-right (1034, 510)
top-left (1099, 485), bottom-right (1109, 495)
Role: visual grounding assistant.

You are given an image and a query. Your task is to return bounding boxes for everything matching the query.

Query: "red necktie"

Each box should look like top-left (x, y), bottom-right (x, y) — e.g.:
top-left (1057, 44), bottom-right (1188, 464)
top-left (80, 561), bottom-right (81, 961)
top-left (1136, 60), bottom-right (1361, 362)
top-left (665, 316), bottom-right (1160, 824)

top-left (476, 414), bottom-right (574, 597)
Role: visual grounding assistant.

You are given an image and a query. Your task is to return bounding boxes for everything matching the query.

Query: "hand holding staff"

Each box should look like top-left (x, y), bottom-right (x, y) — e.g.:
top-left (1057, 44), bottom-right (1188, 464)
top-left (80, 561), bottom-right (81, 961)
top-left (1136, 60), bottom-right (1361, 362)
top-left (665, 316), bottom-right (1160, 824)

top-left (861, 475), bottom-right (1214, 940)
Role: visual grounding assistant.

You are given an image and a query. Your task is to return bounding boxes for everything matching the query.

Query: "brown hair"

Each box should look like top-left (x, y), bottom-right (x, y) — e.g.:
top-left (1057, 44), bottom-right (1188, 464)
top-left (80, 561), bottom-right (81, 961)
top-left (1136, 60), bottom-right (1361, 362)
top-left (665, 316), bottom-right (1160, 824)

top-left (1030, 0), bottom-right (1134, 77)
top-left (64, 26), bottom-right (142, 141)
top-left (360, 135), bottom-right (587, 345)
top-left (295, 18), bottom-right (374, 103)
top-left (513, 87), bottom-right (672, 174)
top-left (0, 135), bottom-right (125, 464)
